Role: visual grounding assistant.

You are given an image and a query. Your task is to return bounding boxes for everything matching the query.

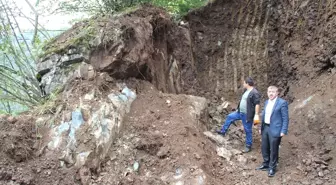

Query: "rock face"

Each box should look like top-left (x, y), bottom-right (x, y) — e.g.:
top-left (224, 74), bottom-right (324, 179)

top-left (37, 51), bottom-right (86, 95)
top-left (37, 5), bottom-right (194, 96)
top-left (46, 85), bottom-right (136, 171)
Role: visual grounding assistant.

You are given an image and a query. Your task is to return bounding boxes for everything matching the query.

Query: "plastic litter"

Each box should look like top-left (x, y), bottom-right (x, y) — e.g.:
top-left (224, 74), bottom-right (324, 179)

top-left (133, 161), bottom-right (139, 172)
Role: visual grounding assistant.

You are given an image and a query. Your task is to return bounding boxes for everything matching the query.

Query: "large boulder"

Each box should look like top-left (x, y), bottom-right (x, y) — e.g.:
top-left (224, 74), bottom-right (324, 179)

top-left (46, 84), bottom-right (136, 172)
top-left (37, 5), bottom-right (194, 96)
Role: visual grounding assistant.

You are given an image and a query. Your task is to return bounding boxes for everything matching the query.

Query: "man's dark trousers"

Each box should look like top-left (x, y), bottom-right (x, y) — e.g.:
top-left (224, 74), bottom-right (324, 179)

top-left (261, 124), bottom-right (281, 170)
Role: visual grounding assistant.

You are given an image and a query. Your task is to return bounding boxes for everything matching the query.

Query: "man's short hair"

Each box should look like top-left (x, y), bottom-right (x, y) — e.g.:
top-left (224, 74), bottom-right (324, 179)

top-left (245, 77), bottom-right (254, 86)
top-left (268, 86), bottom-right (279, 92)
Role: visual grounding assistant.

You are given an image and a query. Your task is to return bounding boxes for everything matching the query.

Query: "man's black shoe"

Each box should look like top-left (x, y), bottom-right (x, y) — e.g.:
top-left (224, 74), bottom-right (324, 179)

top-left (268, 169), bottom-right (276, 177)
top-left (216, 130), bottom-right (226, 136)
top-left (255, 165), bottom-right (269, 171)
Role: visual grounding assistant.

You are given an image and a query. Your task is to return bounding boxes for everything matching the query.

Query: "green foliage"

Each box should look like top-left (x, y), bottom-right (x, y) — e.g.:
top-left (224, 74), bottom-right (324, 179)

top-left (33, 87), bottom-right (60, 115)
top-left (40, 19), bottom-right (99, 57)
top-left (46, 0), bottom-right (151, 15)
top-left (0, 0), bottom-right (49, 115)
top-left (152, 0), bottom-right (207, 18)
top-left (47, 0), bottom-right (207, 19)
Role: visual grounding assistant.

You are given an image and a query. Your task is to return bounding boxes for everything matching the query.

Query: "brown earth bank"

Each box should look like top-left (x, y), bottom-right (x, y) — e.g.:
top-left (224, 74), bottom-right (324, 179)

top-left (1, 0), bottom-right (336, 184)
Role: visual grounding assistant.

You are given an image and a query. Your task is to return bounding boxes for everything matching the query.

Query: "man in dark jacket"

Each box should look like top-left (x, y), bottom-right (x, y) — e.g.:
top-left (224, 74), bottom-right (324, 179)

top-left (256, 86), bottom-right (289, 177)
top-left (217, 77), bottom-right (261, 152)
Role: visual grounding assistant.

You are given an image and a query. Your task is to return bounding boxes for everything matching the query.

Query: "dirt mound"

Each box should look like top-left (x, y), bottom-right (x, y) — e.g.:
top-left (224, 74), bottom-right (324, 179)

top-left (89, 81), bottom-right (225, 185)
top-left (0, 115), bottom-right (36, 163)
top-left (0, 115), bottom-right (79, 185)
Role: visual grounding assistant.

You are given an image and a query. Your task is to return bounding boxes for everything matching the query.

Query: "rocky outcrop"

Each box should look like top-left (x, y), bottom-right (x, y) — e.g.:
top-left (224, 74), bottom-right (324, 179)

top-left (37, 5), bottom-right (194, 96)
top-left (37, 49), bottom-right (88, 95)
top-left (46, 84), bottom-right (136, 172)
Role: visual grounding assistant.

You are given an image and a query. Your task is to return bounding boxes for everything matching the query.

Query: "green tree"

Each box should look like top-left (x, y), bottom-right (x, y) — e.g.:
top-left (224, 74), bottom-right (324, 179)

top-left (41, 0), bottom-right (207, 18)
top-left (0, 0), bottom-right (47, 114)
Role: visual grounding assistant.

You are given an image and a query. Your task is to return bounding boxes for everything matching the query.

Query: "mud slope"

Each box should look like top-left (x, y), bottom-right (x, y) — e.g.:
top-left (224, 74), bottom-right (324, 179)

top-left (186, 0), bottom-right (271, 100)
top-left (186, 0), bottom-right (336, 184)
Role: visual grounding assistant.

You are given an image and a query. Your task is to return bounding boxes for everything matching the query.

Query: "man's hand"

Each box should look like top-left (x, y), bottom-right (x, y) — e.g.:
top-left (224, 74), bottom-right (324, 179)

top-left (253, 114), bottom-right (260, 125)
top-left (280, 133), bottom-right (285, 137)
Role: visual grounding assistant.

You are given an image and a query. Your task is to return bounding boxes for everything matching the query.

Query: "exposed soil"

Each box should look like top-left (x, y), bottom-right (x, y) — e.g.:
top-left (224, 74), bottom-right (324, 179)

top-left (1, 0), bottom-right (336, 184)
top-left (91, 81), bottom-right (223, 185)
top-left (0, 115), bottom-right (77, 185)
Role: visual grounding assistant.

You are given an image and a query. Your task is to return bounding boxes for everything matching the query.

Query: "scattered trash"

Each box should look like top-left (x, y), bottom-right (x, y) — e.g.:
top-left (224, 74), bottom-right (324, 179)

top-left (133, 161), bottom-right (140, 172)
top-left (299, 95), bottom-right (314, 108)
top-left (174, 167), bottom-right (183, 179)
top-left (176, 168), bottom-right (182, 175)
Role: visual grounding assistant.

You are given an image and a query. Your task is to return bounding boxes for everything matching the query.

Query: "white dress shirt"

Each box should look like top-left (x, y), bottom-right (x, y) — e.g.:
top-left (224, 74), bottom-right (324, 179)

top-left (264, 97), bottom-right (277, 124)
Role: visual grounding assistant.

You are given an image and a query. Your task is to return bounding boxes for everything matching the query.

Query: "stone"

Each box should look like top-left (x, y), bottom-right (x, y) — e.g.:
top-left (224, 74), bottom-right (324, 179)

top-left (78, 63), bottom-right (95, 80)
top-left (299, 0), bottom-right (310, 9)
top-left (194, 153), bottom-right (201, 160)
top-left (37, 59), bottom-right (54, 74)
top-left (216, 147), bottom-right (232, 161)
top-left (237, 155), bottom-right (248, 165)
top-left (84, 91), bottom-right (95, 100)
top-left (296, 165), bottom-right (304, 172)
top-left (7, 116), bottom-right (17, 124)
top-left (47, 85), bottom-right (137, 172)
top-left (203, 131), bottom-right (229, 145)
top-left (36, 116), bottom-right (50, 126)
top-left (250, 156), bottom-right (257, 162)
top-left (157, 147), bottom-right (169, 158)
top-left (64, 112), bottom-right (72, 122)
top-left (324, 170), bottom-right (330, 175)
top-left (330, 55), bottom-right (336, 66)
top-left (321, 155), bottom-right (333, 162)
top-left (68, 48), bottom-right (79, 54)
top-left (314, 158), bottom-right (327, 165)
top-left (320, 164), bottom-right (328, 170)
top-left (216, 105), bottom-right (223, 113)
top-left (212, 116), bottom-right (223, 125)
top-left (318, 171), bottom-right (324, 177)
top-left (302, 181), bottom-right (310, 185)
top-left (87, 66), bottom-right (96, 80)
top-left (316, 180), bottom-right (324, 185)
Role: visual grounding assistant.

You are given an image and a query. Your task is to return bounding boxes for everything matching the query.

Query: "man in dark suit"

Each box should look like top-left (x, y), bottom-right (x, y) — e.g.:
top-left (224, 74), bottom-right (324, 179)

top-left (216, 77), bottom-right (261, 153)
top-left (256, 86), bottom-right (289, 177)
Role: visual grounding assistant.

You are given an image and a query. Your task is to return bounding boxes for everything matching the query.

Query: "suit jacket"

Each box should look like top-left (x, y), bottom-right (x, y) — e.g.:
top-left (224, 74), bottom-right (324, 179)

top-left (261, 97), bottom-right (289, 137)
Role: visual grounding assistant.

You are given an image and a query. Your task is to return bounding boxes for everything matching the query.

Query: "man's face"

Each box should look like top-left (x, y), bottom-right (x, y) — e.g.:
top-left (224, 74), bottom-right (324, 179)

top-left (267, 88), bottom-right (278, 100)
top-left (243, 81), bottom-right (248, 89)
